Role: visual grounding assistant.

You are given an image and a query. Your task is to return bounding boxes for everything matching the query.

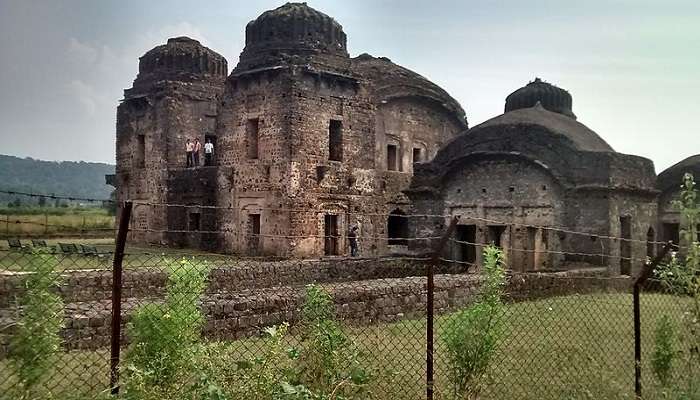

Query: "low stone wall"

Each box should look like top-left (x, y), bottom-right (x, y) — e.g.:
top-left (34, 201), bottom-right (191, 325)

top-left (0, 257), bottom-right (469, 307)
top-left (0, 263), bottom-right (632, 356)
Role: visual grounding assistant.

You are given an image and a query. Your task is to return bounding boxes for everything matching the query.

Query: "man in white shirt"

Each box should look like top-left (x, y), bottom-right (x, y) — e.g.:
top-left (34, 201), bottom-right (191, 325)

top-left (185, 139), bottom-right (194, 167)
top-left (204, 138), bottom-right (214, 166)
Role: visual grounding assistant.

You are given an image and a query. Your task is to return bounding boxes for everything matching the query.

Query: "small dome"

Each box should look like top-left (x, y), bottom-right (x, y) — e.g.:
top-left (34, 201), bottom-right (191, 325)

top-left (658, 154), bottom-right (700, 193)
top-left (237, 2), bottom-right (348, 70)
top-left (505, 78), bottom-right (576, 119)
top-left (136, 36), bottom-right (228, 82)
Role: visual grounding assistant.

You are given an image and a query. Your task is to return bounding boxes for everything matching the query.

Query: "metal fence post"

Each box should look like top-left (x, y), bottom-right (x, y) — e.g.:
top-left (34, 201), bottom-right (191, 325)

top-left (110, 201), bottom-right (132, 395)
top-left (427, 216), bottom-right (459, 400)
top-left (633, 241), bottom-right (672, 399)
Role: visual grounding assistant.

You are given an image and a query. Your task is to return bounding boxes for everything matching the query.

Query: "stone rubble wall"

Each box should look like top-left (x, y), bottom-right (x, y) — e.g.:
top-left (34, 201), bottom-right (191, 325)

top-left (0, 259), bottom-right (630, 356)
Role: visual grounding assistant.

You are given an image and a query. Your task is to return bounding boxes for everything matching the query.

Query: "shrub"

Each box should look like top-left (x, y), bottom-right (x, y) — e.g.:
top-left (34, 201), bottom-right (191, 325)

top-left (442, 245), bottom-right (506, 399)
top-left (652, 315), bottom-right (677, 387)
top-left (8, 252), bottom-right (65, 398)
top-left (123, 257), bottom-right (210, 395)
top-left (296, 284), bottom-right (370, 398)
top-left (654, 173), bottom-right (700, 396)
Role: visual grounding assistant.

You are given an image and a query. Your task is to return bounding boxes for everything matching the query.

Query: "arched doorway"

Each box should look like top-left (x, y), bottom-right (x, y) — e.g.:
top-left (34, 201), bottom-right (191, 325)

top-left (387, 209), bottom-right (409, 246)
top-left (646, 227), bottom-right (655, 258)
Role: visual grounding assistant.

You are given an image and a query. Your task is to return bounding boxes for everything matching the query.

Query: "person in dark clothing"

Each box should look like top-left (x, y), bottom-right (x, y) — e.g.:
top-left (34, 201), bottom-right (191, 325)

top-left (348, 226), bottom-right (359, 257)
top-left (193, 138), bottom-right (202, 166)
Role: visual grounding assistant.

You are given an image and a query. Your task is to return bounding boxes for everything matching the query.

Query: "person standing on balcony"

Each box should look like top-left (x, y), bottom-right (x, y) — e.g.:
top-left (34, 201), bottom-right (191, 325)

top-left (185, 139), bottom-right (194, 167)
top-left (193, 138), bottom-right (202, 166)
top-left (204, 138), bottom-right (214, 166)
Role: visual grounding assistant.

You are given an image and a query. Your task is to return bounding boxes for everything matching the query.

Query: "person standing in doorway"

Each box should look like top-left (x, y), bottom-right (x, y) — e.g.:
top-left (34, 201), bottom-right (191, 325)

top-left (348, 226), bottom-right (359, 257)
top-left (204, 138), bottom-right (214, 166)
top-left (185, 139), bottom-right (194, 167)
top-left (193, 138), bottom-right (202, 167)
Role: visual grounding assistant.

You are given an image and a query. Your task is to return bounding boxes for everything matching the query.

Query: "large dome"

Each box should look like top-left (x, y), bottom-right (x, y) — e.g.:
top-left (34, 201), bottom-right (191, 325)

top-left (505, 78), bottom-right (576, 119)
top-left (237, 2), bottom-right (348, 71)
top-left (476, 103), bottom-right (613, 152)
top-left (135, 37), bottom-right (227, 87)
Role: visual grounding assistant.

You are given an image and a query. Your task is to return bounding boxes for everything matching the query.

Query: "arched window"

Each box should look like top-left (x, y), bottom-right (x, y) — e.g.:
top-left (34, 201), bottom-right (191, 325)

top-left (646, 227), bottom-right (655, 258)
top-left (387, 209), bottom-right (409, 246)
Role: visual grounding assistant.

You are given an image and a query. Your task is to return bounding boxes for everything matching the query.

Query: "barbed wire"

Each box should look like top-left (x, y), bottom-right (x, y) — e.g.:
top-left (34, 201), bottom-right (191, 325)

top-left (0, 189), bottom-right (113, 203)
top-left (129, 200), bottom-right (672, 246)
top-left (447, 238), bottom-right (654, 264)
top-left (0, 189), bottom-right (683, 248)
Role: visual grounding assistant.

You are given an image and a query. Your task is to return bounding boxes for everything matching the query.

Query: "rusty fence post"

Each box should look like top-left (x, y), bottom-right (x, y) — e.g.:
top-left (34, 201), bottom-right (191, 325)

top-left (633, 241), bottom-right (672, 399)
top-left (110, 201), bottom-right (132, 395)
top-left (427, 216), bottom-right (459, 400)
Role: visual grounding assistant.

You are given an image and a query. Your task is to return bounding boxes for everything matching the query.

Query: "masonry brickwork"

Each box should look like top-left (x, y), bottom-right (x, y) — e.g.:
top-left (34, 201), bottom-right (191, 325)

top-left (407, 79), bottom-right (663, 276)
top-left (0, 259), bottom-right (629, 355)
top-left (116, 3), bottom-right (467, 258)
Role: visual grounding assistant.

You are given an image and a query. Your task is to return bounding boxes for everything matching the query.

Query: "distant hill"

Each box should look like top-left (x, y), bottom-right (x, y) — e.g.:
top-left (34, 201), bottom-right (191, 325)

top-left (0, 154), bottom-right (115, 205)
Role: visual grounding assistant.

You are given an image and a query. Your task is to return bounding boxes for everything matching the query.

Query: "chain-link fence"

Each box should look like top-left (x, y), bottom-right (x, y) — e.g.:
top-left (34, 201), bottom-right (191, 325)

top-left (0, 244), bottom-right (697, 400)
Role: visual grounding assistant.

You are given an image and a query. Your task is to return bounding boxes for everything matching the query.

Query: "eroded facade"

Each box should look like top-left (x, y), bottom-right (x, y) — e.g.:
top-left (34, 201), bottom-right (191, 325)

top-left (116, 3), bottom-right (467, 257)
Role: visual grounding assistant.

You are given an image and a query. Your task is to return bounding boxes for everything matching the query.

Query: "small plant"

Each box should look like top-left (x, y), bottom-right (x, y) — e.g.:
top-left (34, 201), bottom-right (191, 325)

top-left (654, 173), bottom-right (700, 396)
top-left (229, 323), bottom-right (299, 400)
top-left (296, 284), bottom-right (370, 398)
top-left (652, 315), bottom-right (677, 387)
top-left (442, 245), bottom-right (507, 399)
top-left (123, 257), bottom-right (210, 395)
top-left (8, 251), bottom-right (65, 398)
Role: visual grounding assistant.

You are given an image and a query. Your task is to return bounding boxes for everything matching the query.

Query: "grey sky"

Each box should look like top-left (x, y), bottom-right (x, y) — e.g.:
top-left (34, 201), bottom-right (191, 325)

top-left (0, 0), bottom-right (698, 171)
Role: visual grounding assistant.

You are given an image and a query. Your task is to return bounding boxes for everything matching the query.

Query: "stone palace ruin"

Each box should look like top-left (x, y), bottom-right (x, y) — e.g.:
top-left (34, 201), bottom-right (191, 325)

top-left (115, 2), bottom-right (700, 274)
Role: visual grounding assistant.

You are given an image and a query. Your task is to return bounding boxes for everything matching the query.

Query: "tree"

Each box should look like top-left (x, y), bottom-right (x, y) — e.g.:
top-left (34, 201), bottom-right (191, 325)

top-left (37, 196), bottom-right (46, 207)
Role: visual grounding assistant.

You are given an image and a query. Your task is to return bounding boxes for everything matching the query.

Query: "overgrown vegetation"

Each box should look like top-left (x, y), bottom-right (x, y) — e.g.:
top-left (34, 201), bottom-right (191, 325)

top-left (442, 245), bottom-right (506, 399)
top-left (122, 257), bottom-right (210, 398)
top-left (7, 251), bottom-right (65, 398)
top-left (653, 173), bottom-right (700, 398)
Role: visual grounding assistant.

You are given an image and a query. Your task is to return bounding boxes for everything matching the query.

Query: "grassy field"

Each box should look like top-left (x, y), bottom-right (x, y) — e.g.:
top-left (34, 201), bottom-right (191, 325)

top-left (0, 207), bottom-right (115, 238)
top-left (0, 238), bottom-right (231, 271)
top-left (0, 293), bottom-right (693, 399)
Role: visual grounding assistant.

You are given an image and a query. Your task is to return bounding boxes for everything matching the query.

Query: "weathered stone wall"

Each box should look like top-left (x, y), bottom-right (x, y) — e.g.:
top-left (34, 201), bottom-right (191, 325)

top-left (0, 257), bottom-right (630, 355)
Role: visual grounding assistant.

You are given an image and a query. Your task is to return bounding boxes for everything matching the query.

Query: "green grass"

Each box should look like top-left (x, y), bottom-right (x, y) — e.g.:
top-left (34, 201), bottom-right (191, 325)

top-left (0, 240), bottom-right (231, 271)
top-left (0, 293), bottom-right (694, 399)
top-left (0, 207), bottom-right (114, 238)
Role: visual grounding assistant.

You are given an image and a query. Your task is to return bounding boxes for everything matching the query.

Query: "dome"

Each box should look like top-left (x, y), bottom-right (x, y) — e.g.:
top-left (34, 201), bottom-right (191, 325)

top-left (657, 154), bottom-right (700, 193)
top-left (505, 78), bottom-right (576, 119)
top-left (237, 2), bottom-right (348, 70)
top-left (136, 37), bottom-right (227, 83)
top-left (351, 54), bottom-right (467, 127)
top-left (476, 103), bottom-right (612, 152)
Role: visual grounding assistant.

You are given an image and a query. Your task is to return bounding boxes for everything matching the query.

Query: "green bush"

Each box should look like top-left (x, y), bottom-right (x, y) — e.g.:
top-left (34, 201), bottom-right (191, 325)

top-left (8, 252), bottom-right (65, 398)
top-left (122, 257), bottom-right (210, 396)
top-left (654, 173), bottom-right (700, 397)
top-left (442, 245), bottom-right (506, 399)
top-left (296, 284), bottom-right (369, 397)
top-left (652, 315), bottom-right (677, 387)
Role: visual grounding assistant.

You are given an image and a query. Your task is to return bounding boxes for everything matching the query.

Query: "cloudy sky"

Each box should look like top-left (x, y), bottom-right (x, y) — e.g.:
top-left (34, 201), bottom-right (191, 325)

top-left (0, 0), bottom-right (697, 171)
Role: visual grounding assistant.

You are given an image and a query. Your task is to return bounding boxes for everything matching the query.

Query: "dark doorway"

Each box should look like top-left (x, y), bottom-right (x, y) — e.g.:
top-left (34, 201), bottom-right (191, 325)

top-left (456, 225), bottom-right (476, 264)
top-left (387, 209), bottom-right (409, 246)
top-left (620, 216), bottom-right (632, 275)
top-left (412, 148), bottom-right (422, 164)
top-left (646, 227), bottom-right (655, 258)
top-left (188, 212), bottom-right (201, 232)
top-left (526, 227), bottom-right (538, 271)
top-left (487, 225), bottom-right (506, 248)
top-left (387, 144), bottom-right (399, 171)
top-left (324, 214), bottom-right (339, 256)
top-left (329, 120), bottom-right (343, 161)
top-left (136, 134), bottom-right (145, 168)
top-left (662, 223), bottom-right (680, 250)
top-left (246, 118), bottom-right (259, 159)
top-left (248, 214), bottom-right (261, 254)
